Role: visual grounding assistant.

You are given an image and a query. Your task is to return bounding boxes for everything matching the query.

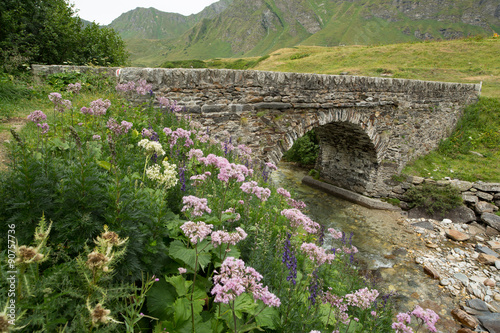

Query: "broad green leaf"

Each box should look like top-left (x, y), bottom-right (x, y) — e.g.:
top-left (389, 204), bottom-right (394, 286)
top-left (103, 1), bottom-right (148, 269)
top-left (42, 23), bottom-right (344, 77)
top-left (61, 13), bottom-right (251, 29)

top-left (146, 279), bottom-right (176, 321)
top-left (233, 293), bottom-right (258, 319)
top-left (255, 306), bottom-right (279, 329)
top-left (165, 274), bottom-right (191, 297)
top-left (173, 297), bottom-right (191, 324)
top-left (169, 240), bottom-right (212, 271)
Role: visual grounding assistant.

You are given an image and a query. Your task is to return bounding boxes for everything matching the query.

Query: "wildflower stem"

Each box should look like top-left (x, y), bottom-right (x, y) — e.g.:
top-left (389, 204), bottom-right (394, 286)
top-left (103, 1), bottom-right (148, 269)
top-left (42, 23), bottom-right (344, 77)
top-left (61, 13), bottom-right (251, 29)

top-left (190, 244), bottom-right (199, 333)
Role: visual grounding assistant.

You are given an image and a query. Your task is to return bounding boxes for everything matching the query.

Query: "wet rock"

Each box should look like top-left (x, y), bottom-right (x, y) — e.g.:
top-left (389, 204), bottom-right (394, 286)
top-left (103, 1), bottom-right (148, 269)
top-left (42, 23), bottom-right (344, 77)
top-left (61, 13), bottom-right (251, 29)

top-left (446, 229), bottom-right (470, 242)
top-left (454, 273), bottom-right (469, 285)
top-left (462, 305), bottom-right (489, 316)
top-left (477, 313), bottom-right (500, 333)
top-left (496, 261), bottom-right (500, 270)
top-left (451, 308), bottom-right (478, 329)
top-left (475, 245), bottom-right (499, 257)
top-left (478, 253), bottom-right (498, 265)
top-left (484, 278), bottom-right (495, 287)
top-left (476, 201), bottom-right (498, 214)
top-left (412, 221), bottom-right (435, 230)
top-left (466, 298), bottom-right (490, 312)
top-left (423, 264), bottom-right (440, 279)
top-left (456, 328), bottom-right (474, 333)
top-left (482, 213), bottom-right (500, 232)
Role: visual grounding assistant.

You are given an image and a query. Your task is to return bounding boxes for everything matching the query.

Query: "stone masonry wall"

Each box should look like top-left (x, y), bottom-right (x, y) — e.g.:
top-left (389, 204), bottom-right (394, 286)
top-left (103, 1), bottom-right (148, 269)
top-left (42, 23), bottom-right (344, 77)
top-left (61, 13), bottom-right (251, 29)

top-left (31, 65), bottom-right (482, 196)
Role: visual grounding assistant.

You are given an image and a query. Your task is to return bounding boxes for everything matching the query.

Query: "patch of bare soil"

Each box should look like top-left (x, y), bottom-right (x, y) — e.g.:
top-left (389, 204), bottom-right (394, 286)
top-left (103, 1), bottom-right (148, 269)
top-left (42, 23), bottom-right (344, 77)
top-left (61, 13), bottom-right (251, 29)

top-left (0, 117), bottom-right (27, 171)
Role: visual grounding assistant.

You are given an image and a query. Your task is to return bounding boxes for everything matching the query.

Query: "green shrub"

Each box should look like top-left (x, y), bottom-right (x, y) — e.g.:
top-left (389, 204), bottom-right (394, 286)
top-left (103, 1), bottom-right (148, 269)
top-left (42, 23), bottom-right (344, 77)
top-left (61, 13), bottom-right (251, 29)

top-left (283, 130), bottom-right (319, 166)
top-left (159, 59), bottom-right (207, 68)
top-left (290, 53), bottom-right (311, 60)
top-left (403, 182), bottom-right (463, 216)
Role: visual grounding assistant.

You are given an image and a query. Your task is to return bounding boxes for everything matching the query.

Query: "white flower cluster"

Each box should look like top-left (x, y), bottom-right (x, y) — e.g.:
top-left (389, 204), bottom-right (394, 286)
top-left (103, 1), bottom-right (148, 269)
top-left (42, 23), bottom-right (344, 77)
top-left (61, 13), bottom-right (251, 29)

top-left (138, 139), bottom-right (165, 156)
top-left (146, 160), bottom-right (178, 189)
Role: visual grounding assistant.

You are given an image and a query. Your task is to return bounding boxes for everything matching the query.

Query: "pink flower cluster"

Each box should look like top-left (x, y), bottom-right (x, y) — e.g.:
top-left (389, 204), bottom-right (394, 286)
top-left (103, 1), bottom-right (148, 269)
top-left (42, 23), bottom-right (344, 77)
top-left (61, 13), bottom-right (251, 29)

top-left (236, 144), bottom-right (252, 162)
top-left (157, 97), bottom-right (183, 112)
top-left (277, 187), bottom-right (291, 198)
top-left (211, 257), bottom-right (280, 307)
top-left (49, 93), bottom-right (72, 112)
top-left (90, 99), bottom-right (111, 116)
top-left (180, 221), bottom-right (213, 244)
top-left (106, 118), bottom-right (133, 136)
top-left (37, 123), bottom-right (50, 134)
top-left (67, 82), bottom-right (81, 94)
top-left (344, 288), bottom-right (379, 310)
top-left (211, 227), bottom-right (247, 247)
top-left (188, 149), bottom-right (204, 160)
top-left (190, 172), bottom-right (211, 187)
top-left (265, 162), bottom-right (278, 170)
top-left (281, 209), bottom-right (320, 234)
top-left (164, 127), bottom-right (193, 148)
top-left (218, 163), bottom-right (251, 183)
top-left (322, 290), bottom-right (349, 325)
top-left (240, 181), bottom-right (271, 201)
top-left (27, 110), bottom-right (47, 123)
top-left (328, 228), bottom-right (343, 239)
top-left (300, 242), bottom-right (336, 266)
top-left (116, 80), bottom-right (152, 95)
top-left (222, 208), bottom-right (241, 222)
top-left (392, 306), bottom-right (439, 333)
top-left (181, 195), bottom-right (212, 217)
top-left (135, 79), bottom-right (153, 95)
top-left (286, 198), bottom-right (307, 210)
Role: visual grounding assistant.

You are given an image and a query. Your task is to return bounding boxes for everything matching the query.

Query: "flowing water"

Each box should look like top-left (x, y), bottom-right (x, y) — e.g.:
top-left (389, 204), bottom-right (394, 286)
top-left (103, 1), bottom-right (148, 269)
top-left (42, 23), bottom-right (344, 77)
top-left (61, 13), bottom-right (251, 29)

top-left (271, 162), bottom-right (461, 331)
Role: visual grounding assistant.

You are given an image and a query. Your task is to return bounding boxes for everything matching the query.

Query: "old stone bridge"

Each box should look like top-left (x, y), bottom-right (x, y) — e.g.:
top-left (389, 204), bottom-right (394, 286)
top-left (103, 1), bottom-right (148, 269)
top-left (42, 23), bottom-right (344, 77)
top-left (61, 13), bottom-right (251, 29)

top-left (33, 65), bottom-right (481, 197)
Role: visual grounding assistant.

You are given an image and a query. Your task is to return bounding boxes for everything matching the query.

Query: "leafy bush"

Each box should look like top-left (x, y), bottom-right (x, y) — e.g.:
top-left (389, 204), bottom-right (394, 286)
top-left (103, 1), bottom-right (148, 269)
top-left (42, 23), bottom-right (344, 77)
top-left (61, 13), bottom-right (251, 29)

top-left (160, 59), bottom-right (207, 69)
top-left (290, 53), bottom-right (311, 60)
top-left (283, 130), bottom-right (319, 166)
top-left (403, 182), bottom-right (463, 216)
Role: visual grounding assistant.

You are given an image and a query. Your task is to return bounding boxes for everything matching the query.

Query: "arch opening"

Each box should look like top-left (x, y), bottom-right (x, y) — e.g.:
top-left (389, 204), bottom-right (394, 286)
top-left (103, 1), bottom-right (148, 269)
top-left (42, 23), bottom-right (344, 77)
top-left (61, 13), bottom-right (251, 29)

top-left (314, 122), bottom-right (380, 195)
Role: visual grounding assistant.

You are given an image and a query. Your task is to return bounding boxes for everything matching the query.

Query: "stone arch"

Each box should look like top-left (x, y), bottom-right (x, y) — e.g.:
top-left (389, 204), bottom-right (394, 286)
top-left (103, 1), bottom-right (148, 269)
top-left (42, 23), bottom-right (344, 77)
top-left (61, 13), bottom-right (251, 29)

top-left (268, 108), bottom-right (389, 196)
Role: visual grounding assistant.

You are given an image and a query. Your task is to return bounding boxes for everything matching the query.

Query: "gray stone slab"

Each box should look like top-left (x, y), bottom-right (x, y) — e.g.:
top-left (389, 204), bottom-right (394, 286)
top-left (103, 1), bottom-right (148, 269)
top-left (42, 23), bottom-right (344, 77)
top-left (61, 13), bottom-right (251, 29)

top-left (302, 176), bottom-right (400, 211)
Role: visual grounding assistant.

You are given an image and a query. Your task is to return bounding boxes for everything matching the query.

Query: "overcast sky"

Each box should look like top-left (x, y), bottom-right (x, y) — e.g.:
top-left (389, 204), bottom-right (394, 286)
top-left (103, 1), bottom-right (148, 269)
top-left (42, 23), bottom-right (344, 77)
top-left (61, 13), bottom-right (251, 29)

top-left (69, 0), bottom-right (219, 25)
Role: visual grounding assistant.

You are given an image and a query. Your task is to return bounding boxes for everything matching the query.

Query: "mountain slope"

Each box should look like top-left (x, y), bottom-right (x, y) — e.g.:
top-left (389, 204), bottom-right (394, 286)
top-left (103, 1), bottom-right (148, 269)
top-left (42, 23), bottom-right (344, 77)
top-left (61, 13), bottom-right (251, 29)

top-left (108, 0), bottom-right (232, 40)
top-left (115, 0), bottom-right (500, 66)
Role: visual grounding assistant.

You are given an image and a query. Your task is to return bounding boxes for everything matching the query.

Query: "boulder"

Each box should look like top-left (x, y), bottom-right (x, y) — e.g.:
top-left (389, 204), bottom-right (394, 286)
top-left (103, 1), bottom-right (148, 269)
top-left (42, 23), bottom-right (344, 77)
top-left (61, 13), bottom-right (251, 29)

top-left (482, 213), bottom-right (500, 232)
top-left (473, 182), bottom-right (500, 192)
top-left (451, 308), bottom-right (478, 329)
top-left (477, 313), bottom-right (500, 333)
top-left (475, 244), bottom-right (499, 257)
top-left (450, 180), bottom-right (473, 191)
top-left (478, 253), bottom-right (498, 265)
top-left (423, 264), bottom-right (440, 279)
top-left (475, 201), bottom-right (498, 214)
top-left (446, 205), bottom-right (477, 223)
top-left (476, 191), bottom-right (494, 202)
top-left (446, 229), bottom-right (470, 242)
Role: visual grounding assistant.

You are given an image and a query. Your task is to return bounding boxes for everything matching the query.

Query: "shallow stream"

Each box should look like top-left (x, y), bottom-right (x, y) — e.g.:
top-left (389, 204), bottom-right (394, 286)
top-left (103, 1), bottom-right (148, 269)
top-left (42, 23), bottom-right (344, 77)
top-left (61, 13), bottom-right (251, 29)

top-left (270, 162), bottom-right (461, 331)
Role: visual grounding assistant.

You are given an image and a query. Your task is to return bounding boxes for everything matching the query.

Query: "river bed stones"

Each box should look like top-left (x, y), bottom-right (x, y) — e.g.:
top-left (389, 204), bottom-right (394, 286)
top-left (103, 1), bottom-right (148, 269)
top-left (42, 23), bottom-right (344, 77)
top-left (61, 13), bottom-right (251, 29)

top-left (400, 215), bottom-right (500, 332)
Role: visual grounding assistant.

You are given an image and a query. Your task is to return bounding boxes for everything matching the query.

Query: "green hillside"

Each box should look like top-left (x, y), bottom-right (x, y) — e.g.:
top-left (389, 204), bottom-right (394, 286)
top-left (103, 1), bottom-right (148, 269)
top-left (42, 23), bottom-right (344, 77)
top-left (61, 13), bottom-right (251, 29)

top-left (119, 0), bottom-right (500, 67)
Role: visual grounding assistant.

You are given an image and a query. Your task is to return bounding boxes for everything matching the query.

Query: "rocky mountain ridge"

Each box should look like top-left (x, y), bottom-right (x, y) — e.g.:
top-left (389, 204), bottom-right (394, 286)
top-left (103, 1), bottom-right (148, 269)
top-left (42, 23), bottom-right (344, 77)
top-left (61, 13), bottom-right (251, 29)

top-left (107, 0), bottom-right (500, 64)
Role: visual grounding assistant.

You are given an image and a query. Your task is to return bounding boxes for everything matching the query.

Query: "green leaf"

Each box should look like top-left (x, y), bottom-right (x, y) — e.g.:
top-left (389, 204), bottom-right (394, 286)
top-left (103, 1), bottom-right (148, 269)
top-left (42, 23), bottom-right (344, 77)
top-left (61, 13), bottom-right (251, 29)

top-left (97, 160), bottom-right (111, 171)
top-left (165, 275), bottom-right (191, 297)
top-left (146, 279), bottom-right (176, 321)
top-left (233, 293), bottom-right (258, 319)
top-left (173, 297), bottom-right (191, 324)
top-left (255, 306), bottom-right (279, 329)
top-left (169, 240), bottom-right (212, 271)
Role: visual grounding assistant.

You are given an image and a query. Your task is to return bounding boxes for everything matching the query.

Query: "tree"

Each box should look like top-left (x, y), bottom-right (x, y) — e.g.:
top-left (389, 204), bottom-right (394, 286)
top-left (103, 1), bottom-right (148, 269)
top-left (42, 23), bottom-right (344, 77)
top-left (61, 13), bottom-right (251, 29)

top-left (0, 0), bottom-right (128, 72)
